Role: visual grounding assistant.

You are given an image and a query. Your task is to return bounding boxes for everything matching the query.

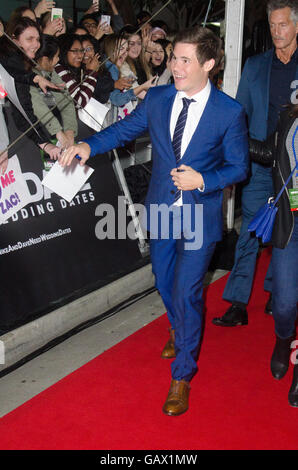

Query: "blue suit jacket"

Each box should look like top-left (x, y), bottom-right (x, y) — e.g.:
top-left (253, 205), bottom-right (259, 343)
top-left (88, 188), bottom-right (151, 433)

top-left (236, 48), bottom-right (298, 141)
top-left (85, 83), bottom-right (249, 244)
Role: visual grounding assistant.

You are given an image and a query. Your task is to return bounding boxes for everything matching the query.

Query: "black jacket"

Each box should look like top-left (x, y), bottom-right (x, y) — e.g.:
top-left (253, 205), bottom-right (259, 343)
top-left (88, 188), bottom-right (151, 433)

top-left (93, 67), bottom-right (114, 104)
top-left (249, 108), bottom-right (297, 249)
top-left (0, 51), bottom-right (50, 146)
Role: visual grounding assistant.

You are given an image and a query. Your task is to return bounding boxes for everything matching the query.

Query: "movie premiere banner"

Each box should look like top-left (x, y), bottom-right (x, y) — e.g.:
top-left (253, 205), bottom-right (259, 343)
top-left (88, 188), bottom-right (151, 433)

top-left (0, 155), bottom-right (32, 224)
top-left (0, 103), bottom-right (144, 333)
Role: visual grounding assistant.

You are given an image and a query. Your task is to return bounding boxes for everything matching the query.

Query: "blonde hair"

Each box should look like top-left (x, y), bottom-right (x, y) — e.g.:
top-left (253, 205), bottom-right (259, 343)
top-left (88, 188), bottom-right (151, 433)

top-left (104, 32), bottom-right (152, 79)
top-left (104, 33), bottom-right (124, 69)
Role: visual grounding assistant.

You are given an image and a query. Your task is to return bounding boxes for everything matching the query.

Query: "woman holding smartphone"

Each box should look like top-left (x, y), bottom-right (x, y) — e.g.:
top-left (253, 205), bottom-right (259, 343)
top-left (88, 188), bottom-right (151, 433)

top-left (55, 33), bottom-right (98, 110)
top-left (81, 34), bottom-right (115, 105)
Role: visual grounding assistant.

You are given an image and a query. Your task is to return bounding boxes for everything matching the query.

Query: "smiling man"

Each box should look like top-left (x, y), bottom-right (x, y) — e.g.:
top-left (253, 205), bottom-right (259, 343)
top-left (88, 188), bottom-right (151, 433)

top-left (60, 26), bottom-right (249, 416)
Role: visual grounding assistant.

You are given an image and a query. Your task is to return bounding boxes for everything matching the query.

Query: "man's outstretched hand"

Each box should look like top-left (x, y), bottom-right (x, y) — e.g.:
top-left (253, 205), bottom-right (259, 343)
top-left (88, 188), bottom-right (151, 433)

top-left (59, 142), bottom-right (91, 167)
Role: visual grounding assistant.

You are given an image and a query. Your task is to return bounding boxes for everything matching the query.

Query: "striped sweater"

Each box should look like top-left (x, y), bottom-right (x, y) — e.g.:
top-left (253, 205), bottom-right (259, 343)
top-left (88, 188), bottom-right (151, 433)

top-left (55, 64), bottom-right (97, 109)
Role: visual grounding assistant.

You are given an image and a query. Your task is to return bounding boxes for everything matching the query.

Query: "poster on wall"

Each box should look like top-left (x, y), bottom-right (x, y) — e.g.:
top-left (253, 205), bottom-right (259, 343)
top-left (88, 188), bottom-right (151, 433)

top-left (0, 155), bottom-right (32, 224)
top-left (0, 103), bottom-right (145, 333)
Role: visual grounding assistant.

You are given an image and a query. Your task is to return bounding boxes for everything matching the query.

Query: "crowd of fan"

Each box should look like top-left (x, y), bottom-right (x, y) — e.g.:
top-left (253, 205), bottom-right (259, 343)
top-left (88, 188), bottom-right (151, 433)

top-left (0, 0), bottom-right (181, 171)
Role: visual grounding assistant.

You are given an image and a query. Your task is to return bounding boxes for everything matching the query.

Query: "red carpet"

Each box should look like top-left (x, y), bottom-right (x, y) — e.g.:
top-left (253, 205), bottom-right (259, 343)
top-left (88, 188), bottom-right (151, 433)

top-left (0, 248), bottom-right (297, 450)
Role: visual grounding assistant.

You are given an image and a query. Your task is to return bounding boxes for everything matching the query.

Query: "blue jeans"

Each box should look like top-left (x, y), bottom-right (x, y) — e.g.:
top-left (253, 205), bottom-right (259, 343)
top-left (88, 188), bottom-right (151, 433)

top-left (223, 164), bottom-right (273, 305)
top-left (272, 216), bottom-right (298, 339)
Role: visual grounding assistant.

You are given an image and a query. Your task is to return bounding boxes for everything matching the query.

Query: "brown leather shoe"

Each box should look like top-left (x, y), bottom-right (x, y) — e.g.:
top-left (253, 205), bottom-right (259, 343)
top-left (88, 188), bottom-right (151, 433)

top-left (162, 379), bottom-right (190, 416)
top-left (161, 328), bottom-right (176, 359)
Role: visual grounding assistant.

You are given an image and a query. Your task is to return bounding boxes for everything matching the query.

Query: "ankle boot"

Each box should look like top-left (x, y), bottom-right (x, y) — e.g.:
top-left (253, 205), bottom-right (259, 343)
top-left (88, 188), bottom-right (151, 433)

top-left (270, 335), bottom-right (294, 380)
top-left (288, 363), bottom-right (298, 407)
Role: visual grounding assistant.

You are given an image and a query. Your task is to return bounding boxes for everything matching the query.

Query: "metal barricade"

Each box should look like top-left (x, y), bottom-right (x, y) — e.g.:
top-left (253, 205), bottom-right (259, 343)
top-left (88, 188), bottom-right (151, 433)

top-left (108, 104), bottom-right (151, 256)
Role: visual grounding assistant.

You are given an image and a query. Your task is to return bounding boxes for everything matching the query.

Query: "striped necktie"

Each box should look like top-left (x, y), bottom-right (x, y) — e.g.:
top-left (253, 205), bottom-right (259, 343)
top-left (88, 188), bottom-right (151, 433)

top-left (172, 97), bottom-right (195, 202)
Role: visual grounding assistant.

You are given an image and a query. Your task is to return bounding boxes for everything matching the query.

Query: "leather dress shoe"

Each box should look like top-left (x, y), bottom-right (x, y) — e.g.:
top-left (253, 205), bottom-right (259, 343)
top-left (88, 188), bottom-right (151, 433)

top-left (288, 363), bottom-right (298, 407)
top-left (162, 379), bottom-right (190, 416)
top-left (271, 334), bottom-right (294, 380)
top-left (212, 304), bottom-right (248, 327)
top-left (161, 328), bottom-right (176, 359)
top-left (265, 293), bottom-right (272, 315)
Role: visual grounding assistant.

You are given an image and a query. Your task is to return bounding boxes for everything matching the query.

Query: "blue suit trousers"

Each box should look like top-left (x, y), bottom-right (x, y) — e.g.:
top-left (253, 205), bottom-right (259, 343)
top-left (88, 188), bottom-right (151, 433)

top-left (223, 164), bottom-right (273, 305)
top-left (149, 208), bottom-right (216, 382)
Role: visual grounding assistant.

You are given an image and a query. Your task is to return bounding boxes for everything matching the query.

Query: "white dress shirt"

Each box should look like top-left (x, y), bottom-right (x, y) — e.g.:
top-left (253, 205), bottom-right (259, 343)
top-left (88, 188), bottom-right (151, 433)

top-left (170, 79), bottom-right (211, 205)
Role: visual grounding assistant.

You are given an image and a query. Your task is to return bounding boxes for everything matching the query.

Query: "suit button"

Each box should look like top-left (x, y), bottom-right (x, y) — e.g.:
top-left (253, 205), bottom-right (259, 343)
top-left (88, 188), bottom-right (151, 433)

top-left (170, 190), bottom-right (175, 194)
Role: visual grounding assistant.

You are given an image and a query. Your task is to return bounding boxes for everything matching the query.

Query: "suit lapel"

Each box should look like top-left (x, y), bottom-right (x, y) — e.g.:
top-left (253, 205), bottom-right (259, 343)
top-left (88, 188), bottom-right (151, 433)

top-left (162, 84), bottom-right (218, 165)
top-left (181, 83), bottom-right (217, 163)
top-left (259, 49), bottom-right (273, 122)
top-left (161, 86), bottom-right (177, 162)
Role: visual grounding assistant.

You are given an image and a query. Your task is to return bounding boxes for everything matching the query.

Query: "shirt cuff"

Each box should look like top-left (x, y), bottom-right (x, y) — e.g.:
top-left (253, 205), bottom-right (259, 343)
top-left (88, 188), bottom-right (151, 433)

top-left (198, 174), bottom-right (205, 192)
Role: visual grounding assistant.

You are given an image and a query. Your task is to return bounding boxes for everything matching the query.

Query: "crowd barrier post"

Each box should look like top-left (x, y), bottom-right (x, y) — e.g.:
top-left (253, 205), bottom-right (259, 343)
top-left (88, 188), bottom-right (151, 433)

top-left (109, 104), bottom-right (149, 256)
top-left (223, 0), bottom-right (245, 230)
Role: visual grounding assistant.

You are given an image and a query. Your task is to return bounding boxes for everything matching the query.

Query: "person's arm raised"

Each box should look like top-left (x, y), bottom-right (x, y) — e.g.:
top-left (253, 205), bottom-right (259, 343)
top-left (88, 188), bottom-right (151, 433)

top-left (133, 76), bottom-right (157, 98)
top-left (33, 74), bottom-right (64, 93)
top-left (106, 0), bottom-right (119, 15)
top-left (34, 0), bottom-right (56, 18)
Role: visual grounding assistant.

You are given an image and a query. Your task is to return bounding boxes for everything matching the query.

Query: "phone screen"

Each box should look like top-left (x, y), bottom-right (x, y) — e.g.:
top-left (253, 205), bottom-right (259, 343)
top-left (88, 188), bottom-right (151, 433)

top-left (51, 8), bottom-right (63, 21)
top-left (100, 15), bottom-right (111, 26)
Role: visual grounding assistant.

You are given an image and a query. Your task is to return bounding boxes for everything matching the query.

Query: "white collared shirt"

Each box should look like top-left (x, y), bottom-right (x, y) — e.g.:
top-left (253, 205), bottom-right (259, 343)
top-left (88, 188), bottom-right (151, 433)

top-left (170, 80), bottom-right (211, 205)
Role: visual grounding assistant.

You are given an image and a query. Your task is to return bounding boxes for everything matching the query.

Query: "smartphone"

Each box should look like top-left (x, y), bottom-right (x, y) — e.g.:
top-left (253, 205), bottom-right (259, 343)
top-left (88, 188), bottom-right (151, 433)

top-left (100, 15), bottom-right (111, 26)
top-left (92, 0), bottom-right (99, 11)
top-left (51, 8), bottom-right (63, 21)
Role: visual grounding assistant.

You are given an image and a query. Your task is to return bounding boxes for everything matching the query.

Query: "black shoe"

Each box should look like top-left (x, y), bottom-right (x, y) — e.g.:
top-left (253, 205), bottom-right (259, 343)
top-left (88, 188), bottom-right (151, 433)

top-left (265, 293), bottom-right (272, 316)
top-left (289, 363), bottom-right (298, 407)
top-left (212, 304), bottom-right (248, 327)
top-left (270, 335), bottom-right (294, 380)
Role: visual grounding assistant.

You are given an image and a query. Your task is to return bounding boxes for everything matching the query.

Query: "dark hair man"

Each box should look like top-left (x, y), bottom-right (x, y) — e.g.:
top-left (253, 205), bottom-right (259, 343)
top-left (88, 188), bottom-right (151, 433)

top-left (60, 26), bottom-right (249, 416)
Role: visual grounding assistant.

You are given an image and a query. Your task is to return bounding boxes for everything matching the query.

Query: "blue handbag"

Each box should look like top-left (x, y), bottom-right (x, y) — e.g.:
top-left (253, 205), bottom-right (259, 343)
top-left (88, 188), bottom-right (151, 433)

top-left (248, 126), bottom-right (298, 243)
top-left (248, 196), bottom-right (278, 243)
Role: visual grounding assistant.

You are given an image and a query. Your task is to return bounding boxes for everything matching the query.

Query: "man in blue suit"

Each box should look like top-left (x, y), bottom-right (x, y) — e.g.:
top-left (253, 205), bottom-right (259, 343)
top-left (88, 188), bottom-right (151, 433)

top-left (213, 0), bottom-right (298, 327)
top-left (60, 26), bottom-right (249, 416)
